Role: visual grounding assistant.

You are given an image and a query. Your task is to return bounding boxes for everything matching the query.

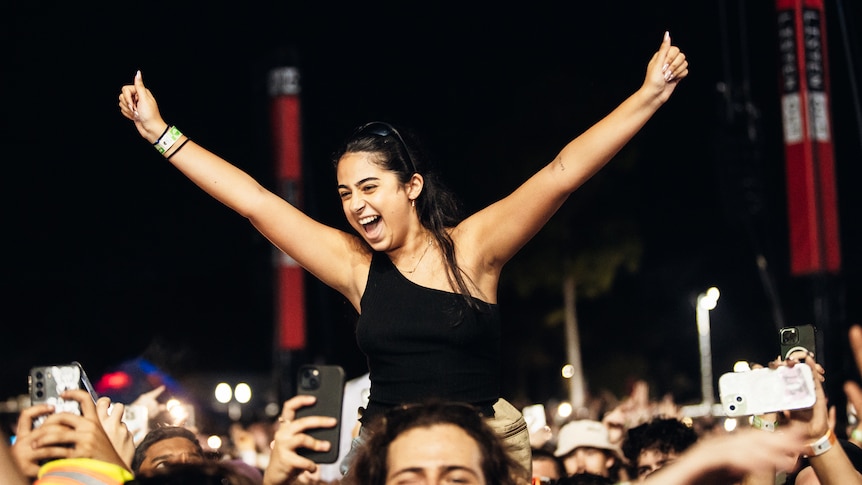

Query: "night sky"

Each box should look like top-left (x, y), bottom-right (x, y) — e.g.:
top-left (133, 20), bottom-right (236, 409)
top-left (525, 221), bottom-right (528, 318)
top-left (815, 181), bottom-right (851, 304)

top-left (4, 1), bottom-right (862, 418)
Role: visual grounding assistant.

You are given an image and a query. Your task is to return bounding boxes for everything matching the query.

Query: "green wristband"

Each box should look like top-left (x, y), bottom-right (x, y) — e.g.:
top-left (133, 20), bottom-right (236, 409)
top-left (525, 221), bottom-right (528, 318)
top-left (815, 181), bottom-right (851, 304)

top-left (752, 415), bottom-right (777, 432)
top-left (155, 126), bottom-right (183, 154)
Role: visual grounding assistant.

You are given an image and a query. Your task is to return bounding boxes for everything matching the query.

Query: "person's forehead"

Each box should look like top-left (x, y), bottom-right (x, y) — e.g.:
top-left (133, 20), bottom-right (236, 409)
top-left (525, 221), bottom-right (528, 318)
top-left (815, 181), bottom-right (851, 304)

top-left (387, 424), bottom-right (484, 471)
top-left (336, 153), bottom-right (391, 182)
top-left (532, 458), bottom-right (562, 479)
top-left (638, 448), bottom-right (673, 465)
top-left (145, 436), bottom-right (200, 459)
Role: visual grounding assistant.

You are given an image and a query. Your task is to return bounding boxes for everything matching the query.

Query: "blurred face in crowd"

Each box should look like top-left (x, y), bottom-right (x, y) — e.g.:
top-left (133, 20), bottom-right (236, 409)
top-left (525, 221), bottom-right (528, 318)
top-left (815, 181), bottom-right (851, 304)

top-left (561, 447), bottom-right (614, 477)
top-left (532, 456), bottom-right (563, 482)
top-left (137, 437), bottom-right (205, 475)
top-left (636, 448), bottom-right (681, 481)
top-left (385, 424), bottom-right (486, 485)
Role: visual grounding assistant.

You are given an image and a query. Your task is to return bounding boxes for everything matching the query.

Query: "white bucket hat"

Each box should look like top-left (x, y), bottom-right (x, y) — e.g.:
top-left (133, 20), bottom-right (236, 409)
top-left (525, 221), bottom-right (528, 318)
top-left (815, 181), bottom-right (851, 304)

top-left (554, 419), bottom-right (624, 461)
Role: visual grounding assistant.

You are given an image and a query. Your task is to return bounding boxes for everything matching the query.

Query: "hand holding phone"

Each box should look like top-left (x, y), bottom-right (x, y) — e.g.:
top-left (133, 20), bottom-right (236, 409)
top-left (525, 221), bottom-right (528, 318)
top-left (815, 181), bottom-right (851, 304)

top-left (294, 365), bottom-right (345, 463)
top-left (29, 362), bottom-right (97, 429)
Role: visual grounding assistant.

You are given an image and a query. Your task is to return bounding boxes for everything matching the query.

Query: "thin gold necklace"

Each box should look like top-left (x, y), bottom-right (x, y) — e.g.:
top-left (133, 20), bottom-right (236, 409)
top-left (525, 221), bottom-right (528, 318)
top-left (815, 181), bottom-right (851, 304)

top-left (401, 237), bottom-right (433, 274)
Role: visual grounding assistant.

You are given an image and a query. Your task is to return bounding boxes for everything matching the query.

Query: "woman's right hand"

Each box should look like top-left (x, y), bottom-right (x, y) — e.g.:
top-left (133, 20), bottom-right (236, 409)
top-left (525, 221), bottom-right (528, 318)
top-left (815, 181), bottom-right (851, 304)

top-left (118, 70), bottom-right (169, 144)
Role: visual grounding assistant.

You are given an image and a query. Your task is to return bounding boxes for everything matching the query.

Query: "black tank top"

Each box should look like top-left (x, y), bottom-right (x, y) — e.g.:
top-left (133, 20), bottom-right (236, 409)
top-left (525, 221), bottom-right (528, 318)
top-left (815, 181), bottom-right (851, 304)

top-left (356, 252), bottom-right (501, 424)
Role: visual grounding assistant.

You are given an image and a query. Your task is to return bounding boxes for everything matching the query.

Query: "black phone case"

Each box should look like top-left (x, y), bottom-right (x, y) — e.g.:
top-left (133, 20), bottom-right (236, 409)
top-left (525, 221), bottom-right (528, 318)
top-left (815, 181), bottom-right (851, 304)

top-left (294, 364), bottom-right (345, 464)
top-left (779, 325), bottom-right (817, 359)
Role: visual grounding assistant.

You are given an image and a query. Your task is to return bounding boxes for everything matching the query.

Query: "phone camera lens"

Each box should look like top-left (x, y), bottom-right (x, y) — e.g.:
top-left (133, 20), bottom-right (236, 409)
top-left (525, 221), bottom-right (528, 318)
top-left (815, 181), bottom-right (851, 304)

top-left (35, 371), bottom-right (44, 379)
top-left (781, 329), bottom-right (797, 344)
top-left (729, 404), bottom-right (736, 411)
top-left (35, 390), bottom-right (44, 398)
top-left (735, 396), bottom-right (743, 402)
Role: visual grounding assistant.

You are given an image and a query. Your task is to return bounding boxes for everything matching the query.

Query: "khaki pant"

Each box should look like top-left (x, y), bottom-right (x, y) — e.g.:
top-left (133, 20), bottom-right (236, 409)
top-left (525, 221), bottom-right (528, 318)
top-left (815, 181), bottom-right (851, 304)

top-left (486, 398), bottom-right (532, 482)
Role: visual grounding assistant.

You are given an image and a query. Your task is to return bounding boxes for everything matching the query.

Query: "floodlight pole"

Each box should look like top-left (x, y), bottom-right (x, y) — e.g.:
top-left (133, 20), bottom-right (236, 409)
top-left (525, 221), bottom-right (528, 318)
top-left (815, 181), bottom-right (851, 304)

top-left (696, 288), bottom-right (720, 407)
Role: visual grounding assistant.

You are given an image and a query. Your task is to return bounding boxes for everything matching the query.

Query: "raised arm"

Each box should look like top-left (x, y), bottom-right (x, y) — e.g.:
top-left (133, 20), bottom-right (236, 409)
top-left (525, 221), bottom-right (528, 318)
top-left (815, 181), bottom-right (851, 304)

top-left (783, 352), bottom-right (862, 484)
top-left (118, 72), bottom-right (367, 304)
top-left (460, 32), bottom-right (688, 274)
top-left (641, 427), bottom-right (805, 485)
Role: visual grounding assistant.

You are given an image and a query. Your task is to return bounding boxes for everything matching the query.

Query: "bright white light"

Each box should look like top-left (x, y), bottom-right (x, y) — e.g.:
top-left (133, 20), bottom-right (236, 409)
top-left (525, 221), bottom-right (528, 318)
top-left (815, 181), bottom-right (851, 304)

top-left (733, 361), bottom-right (751, 372)
top-left (561, 364), bottom-right (575, 379)
top-left (234, 383), bottom-right (252, 404)
top-left (166, 398), bottom-right (181, 411)
top-left (215, 383), bottom-right (232, 403)
top-left (207, 435), bottom-right (223, 450)
top-left (557, 402), bottom-right (573, 419)
top-left (724, 417), bottom-right (738, 432)
top-left (169, 403), bottom-right (189, 424)
top-left (698, 287), bottom-right (720, 310)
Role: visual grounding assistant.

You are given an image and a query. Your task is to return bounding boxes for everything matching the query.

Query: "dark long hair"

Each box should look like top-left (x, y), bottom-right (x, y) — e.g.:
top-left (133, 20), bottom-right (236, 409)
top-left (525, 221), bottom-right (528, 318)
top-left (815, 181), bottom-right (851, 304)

top-left (334, 122), bottom-right (483, 314)
top-left (341, 401), bottom-right (522, 485)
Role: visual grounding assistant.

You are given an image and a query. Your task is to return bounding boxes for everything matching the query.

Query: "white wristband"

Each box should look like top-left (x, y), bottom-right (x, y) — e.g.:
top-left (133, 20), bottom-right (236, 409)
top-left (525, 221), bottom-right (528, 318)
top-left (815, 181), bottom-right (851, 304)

top-left (805, 429), bottom-right (837, 457)
top-left (155, 126), bottom-right (182, 154)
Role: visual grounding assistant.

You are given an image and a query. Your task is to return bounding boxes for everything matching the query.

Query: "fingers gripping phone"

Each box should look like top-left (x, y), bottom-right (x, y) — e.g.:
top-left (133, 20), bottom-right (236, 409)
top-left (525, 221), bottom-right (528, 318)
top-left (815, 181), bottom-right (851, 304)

top-left (295, 364), bottom-right (345, 463)
top-left (718, 364), bottom-right (816, 417)
top-left (29, 361), bottom-right (98, 428)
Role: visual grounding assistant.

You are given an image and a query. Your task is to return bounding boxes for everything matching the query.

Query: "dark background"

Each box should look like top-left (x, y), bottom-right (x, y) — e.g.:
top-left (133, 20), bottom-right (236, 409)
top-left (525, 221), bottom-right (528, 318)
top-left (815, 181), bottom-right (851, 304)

top-left (3, 1), bottom-right (862, 419)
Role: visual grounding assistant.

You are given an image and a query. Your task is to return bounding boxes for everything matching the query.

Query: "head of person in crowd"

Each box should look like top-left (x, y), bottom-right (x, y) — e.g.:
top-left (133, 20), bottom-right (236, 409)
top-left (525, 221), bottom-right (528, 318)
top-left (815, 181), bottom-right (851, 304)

top-left (125, 461), bottom-right (260, 485)
top-left (621, 416), bottom-right (698, 481)
top-left (532, 446), bottom-right (565, 484)
top-left (554, 420), bottom-right (624, 480)
top-left (555, 472), bottom-right (614, 485)
top-left (132, 426), bottom-right (206, 476)
top-left (341, 400), bottom-right (524, 485)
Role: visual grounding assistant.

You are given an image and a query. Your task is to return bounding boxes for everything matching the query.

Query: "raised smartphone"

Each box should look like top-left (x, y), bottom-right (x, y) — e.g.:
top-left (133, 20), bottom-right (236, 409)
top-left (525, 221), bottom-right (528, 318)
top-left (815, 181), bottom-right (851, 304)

top-left (718, 364), bottom-right (816, 417)
top-left (779, 324), bottom-right (817, 359)
top-left (29, 361), bottom-right (98, 428)
top-left (294, 364), bottom-right (345, 463)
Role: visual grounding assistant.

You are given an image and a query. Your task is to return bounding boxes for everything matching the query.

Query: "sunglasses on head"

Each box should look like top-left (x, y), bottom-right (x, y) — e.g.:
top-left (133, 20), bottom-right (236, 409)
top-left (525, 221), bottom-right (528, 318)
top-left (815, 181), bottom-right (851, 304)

top-left (352, 121), bottom-right (418, 175)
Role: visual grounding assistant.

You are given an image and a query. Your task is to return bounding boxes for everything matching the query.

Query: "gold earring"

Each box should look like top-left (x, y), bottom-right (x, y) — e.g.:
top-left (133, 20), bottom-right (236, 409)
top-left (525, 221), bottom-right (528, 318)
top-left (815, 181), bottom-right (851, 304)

top-left (411, 199), bottom-right (415, 207)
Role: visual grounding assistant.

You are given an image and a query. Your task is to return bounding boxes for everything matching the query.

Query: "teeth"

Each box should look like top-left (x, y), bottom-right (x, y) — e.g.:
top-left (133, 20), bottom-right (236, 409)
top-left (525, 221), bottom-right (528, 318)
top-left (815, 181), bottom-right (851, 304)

top-left (359, 215), bottom-right (379, 225)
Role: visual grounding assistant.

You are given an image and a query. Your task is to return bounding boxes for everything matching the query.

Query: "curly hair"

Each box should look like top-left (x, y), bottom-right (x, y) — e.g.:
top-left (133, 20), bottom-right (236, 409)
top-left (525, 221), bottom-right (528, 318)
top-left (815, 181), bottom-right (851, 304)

top-left (341, 400), bottom-right (523, 485)
top-left (621, 417), bottom-right (698, 464)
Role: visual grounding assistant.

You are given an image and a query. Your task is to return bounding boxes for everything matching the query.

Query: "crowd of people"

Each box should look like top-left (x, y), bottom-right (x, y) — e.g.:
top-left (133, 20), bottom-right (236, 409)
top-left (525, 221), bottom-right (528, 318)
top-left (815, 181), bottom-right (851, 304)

top-left (5, 323), bottom-right (862, 484)
top-left (7, 21), bottom-right (862, 485)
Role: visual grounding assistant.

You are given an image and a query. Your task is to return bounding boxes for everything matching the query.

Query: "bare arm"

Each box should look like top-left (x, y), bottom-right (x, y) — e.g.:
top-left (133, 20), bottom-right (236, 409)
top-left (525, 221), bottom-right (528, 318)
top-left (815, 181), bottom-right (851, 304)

top-left (457, 32), bottom-right (688, 282)
top-left (118, 72), bottom-right (368, 306)
top-left (786, 352), bottom-right (862, 484)
top-left (642, 427), bottom-right (804, 485)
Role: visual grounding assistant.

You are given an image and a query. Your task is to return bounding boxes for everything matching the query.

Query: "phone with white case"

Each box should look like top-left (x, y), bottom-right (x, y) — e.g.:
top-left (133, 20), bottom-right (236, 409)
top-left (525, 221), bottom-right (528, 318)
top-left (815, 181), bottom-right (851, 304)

top-left (719, 363), bottom-right (816, 417)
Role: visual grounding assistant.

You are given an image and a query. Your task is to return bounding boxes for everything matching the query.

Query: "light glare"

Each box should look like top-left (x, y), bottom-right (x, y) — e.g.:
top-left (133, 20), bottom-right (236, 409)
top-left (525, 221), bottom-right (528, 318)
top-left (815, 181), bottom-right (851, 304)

top-left (215, 383), bottom-right (232, 403)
